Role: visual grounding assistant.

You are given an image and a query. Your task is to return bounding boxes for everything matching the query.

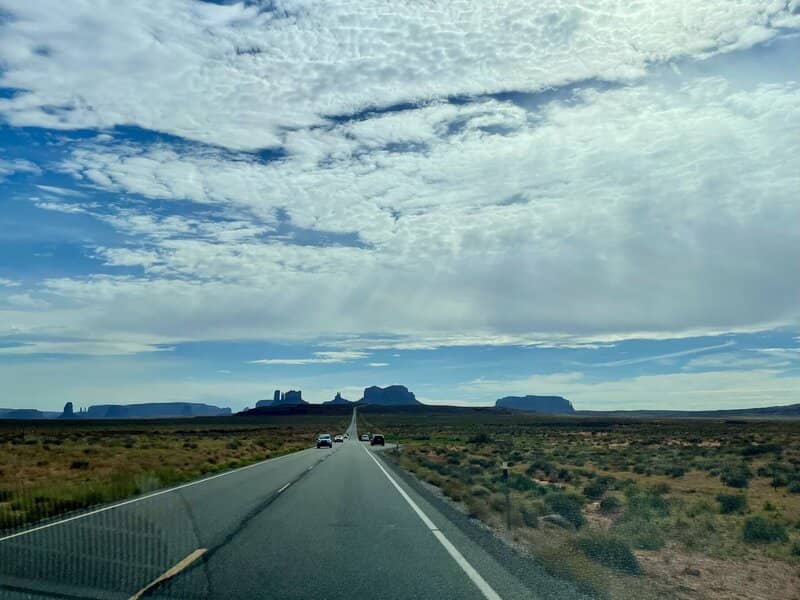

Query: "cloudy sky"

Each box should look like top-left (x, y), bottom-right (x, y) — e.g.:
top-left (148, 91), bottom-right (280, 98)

top-left (1, 0), bottom-right (799, 411)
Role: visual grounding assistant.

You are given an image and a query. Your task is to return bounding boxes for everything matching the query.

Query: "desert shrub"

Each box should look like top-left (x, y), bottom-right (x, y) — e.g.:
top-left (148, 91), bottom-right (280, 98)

top-left (599, 496), bottom-right (622, 514)
top-left (0, 489), bottom-right (13, 502)
top-left (519, 504), bottom-right (539, 528)
top-left (649, 482), bottom-right (671, 495)
top-left (489, 493), bottom-right (506, 513)
top-left (446, 450), bottom-right (464, 465)
top-left (665, 465), bottom-right (686, 478)
top-left (526, 458), bottom-right (554, 477)
top-left (626, 492), bottom-right (668, 518)
top-left (614, 490), bottom-right (669, 550)
top-left (788, 481), bottom-right (800, 494)
top-left (470, 485), bottom-right (491, 497)
top-left (468, 432), bottom-right (492, 445)
top-left (741, 443), bottom-right (782, 457)
top-left (69, 460), bottom-right (89, 470)
top-left (442, 481), bottom-right (466, 502)
top-left (614, 517), bottom-right (666, 550)
top-left (720, 465), bottom-right (751, 488)
top-left (583, 479), bottom-right (609, 501)
top-left (792, 542), bottom-right (800, 557)
top-left (465, 497), bottom-right (490, 521)
top-left (686, 500), bottom-right (715, 518)
top-left (743, 516), bottom-right (788, 544)
top-left (771, 474), bottom-right (790, 488)
top-left (575, 533), bottom-right (640, 575)
top-left (716, 493), bottom-right (747, 514)
top-left (556, 468), bottom-right (573, 483)
top-left (508, 474), bottom-right (543, 494)
top-left (544, 491), bottom-right (586, 529)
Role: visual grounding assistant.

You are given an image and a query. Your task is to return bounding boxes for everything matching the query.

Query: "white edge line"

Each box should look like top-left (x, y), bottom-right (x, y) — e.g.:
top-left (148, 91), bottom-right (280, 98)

top-left (0, 448), bottom-right (314, 543)
top-left (362, 445), bottom-right (503, 600)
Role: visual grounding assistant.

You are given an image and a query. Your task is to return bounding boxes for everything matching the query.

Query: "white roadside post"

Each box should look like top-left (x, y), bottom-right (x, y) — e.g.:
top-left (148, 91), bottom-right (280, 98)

top-left (502, 461), bottom-right (511, 531)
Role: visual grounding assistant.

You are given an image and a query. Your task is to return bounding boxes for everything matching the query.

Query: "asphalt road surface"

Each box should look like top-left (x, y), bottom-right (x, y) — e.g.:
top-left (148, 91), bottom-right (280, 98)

top-left (0, 410), bottom-right (586, 600)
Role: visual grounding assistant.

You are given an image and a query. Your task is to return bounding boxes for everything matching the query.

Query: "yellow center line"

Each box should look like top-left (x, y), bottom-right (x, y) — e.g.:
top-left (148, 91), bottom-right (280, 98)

top-left (128, 548), bottom-right (207, 600)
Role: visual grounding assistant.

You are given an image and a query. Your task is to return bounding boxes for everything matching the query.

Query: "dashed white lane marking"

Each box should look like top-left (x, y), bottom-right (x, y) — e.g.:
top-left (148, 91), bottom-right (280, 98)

top-left (278, 482), bottom-right (291, 493)
top-left (0, 448), bottom-right (315, 543)
top-left (362, 446), bottom-right (503, 600)
top-left (128, 547), bottom-right (207, 600)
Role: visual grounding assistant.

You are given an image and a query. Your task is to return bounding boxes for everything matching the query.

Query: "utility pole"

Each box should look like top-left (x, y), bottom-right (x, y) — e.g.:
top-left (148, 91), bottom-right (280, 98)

top-left (502, 461), bottom-right (511, 531)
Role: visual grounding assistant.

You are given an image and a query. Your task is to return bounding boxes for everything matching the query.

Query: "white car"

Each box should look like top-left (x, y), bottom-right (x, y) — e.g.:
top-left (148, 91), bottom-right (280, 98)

top-left (334, 434), bottom-right (344, 443)
top-left (360, 434), bottom-right (369, 441)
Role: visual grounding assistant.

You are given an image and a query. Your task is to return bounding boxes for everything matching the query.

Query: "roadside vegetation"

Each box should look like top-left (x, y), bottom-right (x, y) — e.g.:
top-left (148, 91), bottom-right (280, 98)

top-left (0, 415), bottom-right (347, 532)
top-left (361, 411), bottom-right (800, 599)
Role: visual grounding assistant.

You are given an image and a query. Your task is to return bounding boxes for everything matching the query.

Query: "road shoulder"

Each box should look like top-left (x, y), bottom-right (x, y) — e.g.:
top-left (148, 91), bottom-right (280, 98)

top-left (371, 448), bottom-right (592, 600)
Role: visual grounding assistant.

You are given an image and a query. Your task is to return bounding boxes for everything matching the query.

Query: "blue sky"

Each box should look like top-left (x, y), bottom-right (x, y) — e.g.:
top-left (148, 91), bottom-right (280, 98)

top-left (1, 1), bottom-right (799, 411)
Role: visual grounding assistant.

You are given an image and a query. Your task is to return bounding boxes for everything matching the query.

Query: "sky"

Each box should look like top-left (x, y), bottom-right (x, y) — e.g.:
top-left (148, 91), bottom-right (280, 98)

top-left (1, 0), bottom-right (799, 412)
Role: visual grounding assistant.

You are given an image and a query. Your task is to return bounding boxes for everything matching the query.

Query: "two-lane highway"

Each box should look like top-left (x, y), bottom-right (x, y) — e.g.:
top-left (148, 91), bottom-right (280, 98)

top-left (1, 410), bottom-right (585, 599)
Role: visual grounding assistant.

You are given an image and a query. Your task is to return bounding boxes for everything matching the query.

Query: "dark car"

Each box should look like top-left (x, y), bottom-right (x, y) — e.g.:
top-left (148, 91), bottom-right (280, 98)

top-left (370, 434), bottom-right (385, 446)
top-left (316, 434), bottom-right (333, 448)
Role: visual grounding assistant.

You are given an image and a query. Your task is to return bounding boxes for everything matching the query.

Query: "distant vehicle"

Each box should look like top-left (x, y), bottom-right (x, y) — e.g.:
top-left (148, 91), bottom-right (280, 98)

top-left (344, 433), bottom-right (350, 439)
top-left (316, 434), bottom-right (333, 448)
top-left (360, 434), bottom-right (369, 441)
top-left (371, 434), bottom-right (385, 446)
top-left (334, 434), bottom-right (344, 443)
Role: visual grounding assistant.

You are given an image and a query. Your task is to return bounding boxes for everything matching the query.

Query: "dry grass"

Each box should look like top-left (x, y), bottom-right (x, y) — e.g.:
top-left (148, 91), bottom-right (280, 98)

top-left (365, 412), bottom-right (800, 599)
top-left (0, 415), bottom-right (348, 531)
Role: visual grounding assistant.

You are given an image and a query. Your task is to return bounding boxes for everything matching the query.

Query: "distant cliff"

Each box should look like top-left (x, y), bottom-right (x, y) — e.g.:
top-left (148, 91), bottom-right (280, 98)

top-left (84, 402), bottom-right (232, 419)
top-left (495, 395), bottom-right (575, 414)
top-left (359, 385), bottom-right (420, 406)
top-left (0, 408), bottom-right (60, 419)
top-left (323, 392), bottom-right (354, 405)
top-left (281, 390), bottom-right (305, 405)
top-left (257, 390), bottom-right (307, 408)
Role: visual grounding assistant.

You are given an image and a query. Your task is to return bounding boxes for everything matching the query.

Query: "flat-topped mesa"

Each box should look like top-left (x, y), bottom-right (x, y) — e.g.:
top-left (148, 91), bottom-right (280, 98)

top-left (495, 395), bottom-right (575, 414)
top-left (84, 402), bottom-right (232, 418)
top-left (281, 390), bottom-right (305, 404)
top-left (359, 385), bottom-right (421, 406)
top-left (257, 390), bottom-right (308, 407)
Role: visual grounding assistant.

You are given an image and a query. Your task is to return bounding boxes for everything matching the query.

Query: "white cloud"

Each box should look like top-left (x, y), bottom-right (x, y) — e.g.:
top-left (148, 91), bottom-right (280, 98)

top-left (6, 293), bottom-right (50, 309)
top-left (0, 158), bottom-right (39, 181)
top-left (0, 2), bottom-right (798, 360)
top-left (368, 362), bottom-right (389, 367)
top-left (0, 278), bottom-right (21, 288)
top-left (28, 75), bottom-right (798, 352)
top-left (35, 184), bottom-right (85, 197)
top-left (682, 351), bottom-right (792, 371)
top-left (0, 1), bottom-right (796, 149)
top-left (752, 347), bottom-right (800, 358)
top-left (249, 350), bottom-right (369, 365)
top-left (586, 341), bottom-right (735, 367)
top-left (0, 339), bottom-right (169, 356)
top-left (33, 201), bottom-right (89, 214)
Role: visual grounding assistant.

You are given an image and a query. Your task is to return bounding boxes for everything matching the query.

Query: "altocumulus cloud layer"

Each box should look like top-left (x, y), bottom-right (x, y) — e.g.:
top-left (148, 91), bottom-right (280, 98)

top-left (0, 0), bottom-right (799, 407)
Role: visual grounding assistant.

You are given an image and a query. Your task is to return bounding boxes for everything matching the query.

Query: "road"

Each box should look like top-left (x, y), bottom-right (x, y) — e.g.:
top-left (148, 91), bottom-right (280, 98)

top-left (0, 410), bottom-right (585, 599)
